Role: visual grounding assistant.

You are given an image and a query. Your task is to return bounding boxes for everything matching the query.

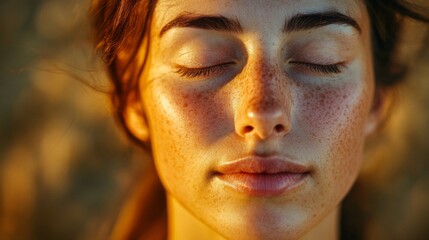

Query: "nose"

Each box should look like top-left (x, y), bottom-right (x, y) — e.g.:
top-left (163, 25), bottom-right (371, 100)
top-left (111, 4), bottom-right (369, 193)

top-left (234, 67), bottom-right (291, 139)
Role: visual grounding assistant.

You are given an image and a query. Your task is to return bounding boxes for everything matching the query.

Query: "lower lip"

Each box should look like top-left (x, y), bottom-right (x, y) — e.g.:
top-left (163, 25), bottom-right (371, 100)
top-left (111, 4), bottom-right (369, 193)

top-left (216, 172), bottom-right (308, 197)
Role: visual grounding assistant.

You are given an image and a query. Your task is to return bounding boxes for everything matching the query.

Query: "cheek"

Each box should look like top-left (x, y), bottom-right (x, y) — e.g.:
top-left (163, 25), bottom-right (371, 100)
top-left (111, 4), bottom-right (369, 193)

top-left (142, 84), bottom-right (231, 191)
top-left (150, 87), bottom-right (231, 144)
top-left (297, 81), bottom-right (371, 143)
top-left (298, 84), bottom-right (359, 132)
top-left (296, 81), bottom-right (373, 197)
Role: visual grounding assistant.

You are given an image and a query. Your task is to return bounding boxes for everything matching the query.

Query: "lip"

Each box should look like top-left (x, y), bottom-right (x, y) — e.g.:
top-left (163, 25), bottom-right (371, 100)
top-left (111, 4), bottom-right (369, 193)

top-left (214, 156), bottom-right (310, 197)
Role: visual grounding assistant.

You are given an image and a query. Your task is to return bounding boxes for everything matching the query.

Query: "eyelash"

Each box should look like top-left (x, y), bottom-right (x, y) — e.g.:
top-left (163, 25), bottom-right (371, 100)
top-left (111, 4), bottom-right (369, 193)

top-left (175, 63), bottom-right (231, 78)
top-left (289, 61), bottom-right (342, 74)
top-left (175, 61), bottom-right (342, 78)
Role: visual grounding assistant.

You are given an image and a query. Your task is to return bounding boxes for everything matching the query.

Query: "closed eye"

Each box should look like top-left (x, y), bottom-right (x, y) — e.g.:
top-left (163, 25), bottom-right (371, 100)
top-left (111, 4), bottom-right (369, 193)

top-left (289, 61), bottom-right (343, 74)
top-left (175, 62), bottom-right (234, 78)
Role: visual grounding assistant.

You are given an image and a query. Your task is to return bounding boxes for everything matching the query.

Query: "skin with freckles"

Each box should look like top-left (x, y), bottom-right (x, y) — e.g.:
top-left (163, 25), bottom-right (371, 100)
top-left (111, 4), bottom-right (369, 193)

top-left (127, 0), bottom-right (381, 239)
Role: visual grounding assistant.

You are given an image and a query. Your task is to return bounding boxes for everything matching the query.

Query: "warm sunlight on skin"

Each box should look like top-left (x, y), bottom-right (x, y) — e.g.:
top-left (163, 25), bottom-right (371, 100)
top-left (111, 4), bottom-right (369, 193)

top-left (129, 0), bottom-right (379, 239)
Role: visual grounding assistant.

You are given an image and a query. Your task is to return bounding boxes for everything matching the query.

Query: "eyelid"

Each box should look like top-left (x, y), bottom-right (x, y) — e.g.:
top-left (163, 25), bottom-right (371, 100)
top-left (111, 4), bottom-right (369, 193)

top-left (175, 51), bottom-right (229, 67)
top-left (169, 36), bottom-right (244, 68)
top-left (175, 58), bottom-right (236, 68)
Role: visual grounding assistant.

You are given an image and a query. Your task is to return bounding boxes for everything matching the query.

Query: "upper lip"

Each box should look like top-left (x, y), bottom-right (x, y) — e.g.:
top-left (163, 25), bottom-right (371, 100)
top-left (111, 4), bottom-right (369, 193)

top-left (214, 156), bottom-right (310, 175)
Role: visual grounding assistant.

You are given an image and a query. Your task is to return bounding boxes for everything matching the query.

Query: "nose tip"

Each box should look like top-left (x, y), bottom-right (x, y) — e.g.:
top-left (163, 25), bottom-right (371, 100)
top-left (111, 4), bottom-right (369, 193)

top-left (236, 99), bottom-right (291, 139)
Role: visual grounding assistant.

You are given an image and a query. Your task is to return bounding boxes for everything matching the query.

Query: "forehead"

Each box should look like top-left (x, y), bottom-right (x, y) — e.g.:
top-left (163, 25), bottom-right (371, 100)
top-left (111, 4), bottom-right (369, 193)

top-left (153, 0), bottom-right (367, 33)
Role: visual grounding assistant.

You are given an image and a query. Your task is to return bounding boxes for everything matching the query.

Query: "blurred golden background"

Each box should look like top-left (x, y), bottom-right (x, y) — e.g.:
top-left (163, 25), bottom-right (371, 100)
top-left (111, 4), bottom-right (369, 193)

top-left (1, 0), bottom-right (145, 239)
top-left (0, 0), bottom-right (428, 239)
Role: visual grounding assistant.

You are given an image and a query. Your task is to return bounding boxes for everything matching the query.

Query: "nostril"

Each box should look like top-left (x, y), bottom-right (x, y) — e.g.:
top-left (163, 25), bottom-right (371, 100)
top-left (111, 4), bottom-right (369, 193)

top-left (243, 126), bottom-right (254, 134)
top-left (274, 124), bottom-right (285, 133)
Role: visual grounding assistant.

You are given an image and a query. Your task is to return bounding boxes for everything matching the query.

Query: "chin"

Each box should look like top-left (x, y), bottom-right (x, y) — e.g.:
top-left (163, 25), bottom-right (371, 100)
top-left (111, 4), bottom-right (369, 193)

top-left (205, 204), bottom-right (322, 240)
top-left (217, 222), bottom-right (310, 240)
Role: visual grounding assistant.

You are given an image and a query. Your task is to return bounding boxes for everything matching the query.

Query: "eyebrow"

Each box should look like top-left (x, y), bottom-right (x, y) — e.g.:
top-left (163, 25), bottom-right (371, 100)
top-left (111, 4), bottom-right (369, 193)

top-left (285, 11), bottom-right (361, 33)
top-left (159, 12), bottom-right (243, 36)
top-left (159, 10), bottom-right (361, 37)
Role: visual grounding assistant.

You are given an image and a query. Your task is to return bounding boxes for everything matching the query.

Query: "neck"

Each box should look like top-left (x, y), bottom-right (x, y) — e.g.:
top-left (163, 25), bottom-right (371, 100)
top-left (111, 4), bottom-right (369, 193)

top-left (167, 195), bottom-right (339, 240)
top-left (301, 207), bottom-right (339, 240)
top-left (167, 195), bottom-right (225, 240)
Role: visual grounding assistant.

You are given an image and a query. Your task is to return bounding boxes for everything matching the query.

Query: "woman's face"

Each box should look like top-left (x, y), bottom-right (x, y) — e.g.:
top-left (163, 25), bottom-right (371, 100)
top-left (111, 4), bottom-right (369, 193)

top-left (133, 0), bottom-right (377, 239)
